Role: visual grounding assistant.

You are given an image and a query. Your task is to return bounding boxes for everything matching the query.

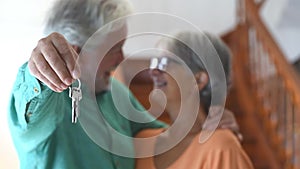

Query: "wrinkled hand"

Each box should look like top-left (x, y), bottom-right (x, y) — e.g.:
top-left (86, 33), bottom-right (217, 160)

top-left (28, 32), bottom-right (80, 92)
top-left (203, 106), bottom-right (243, 141)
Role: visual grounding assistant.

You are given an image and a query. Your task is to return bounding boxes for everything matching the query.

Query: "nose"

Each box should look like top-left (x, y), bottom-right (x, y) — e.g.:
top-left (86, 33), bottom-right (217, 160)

top-left (114, 50), bottom-right (124, 67)
top-left (149, 68), bottom-right (162, 78)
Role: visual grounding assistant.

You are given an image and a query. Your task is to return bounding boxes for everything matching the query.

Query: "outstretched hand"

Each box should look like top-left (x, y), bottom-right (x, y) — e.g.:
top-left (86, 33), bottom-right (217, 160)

top-left (28, 32), bottom-right (81, 92)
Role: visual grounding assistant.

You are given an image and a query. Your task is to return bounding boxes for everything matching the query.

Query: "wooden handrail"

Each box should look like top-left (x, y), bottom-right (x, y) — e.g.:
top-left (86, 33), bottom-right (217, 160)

top-left (244, 0), bottom-right (300, 107)
top-left (226, 0), bottom-right (300, 168)
top-left (256, 0), bottom-right (266, 9)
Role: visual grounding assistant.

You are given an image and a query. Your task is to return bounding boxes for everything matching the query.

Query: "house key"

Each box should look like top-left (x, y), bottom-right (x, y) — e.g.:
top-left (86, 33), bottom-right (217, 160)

top-left (69, 79), bottom-right (82, 123)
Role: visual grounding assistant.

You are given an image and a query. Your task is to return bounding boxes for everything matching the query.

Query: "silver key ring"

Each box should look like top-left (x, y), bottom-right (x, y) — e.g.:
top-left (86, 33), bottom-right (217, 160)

top-left (76, 79), bottom-right (81, 89)
top-left (71, 79), bottom-right (81, 89)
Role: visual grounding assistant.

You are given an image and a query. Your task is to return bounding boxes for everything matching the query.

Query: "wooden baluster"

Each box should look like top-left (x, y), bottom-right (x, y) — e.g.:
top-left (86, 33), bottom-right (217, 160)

top-left (237, 0), bottom-right (246, 24)
top-left (294, 106), bottom-right (300, 168)
top-left (255, 31), bottom-right (261, 97)
top-left (277, 79), bottom-right (285, 139)
top-left (285, 93), bottom-right (293, 168)
top-left (277, 78), bottom-right (287, 163)
top-left (248, 28), bottom-right (256, 89)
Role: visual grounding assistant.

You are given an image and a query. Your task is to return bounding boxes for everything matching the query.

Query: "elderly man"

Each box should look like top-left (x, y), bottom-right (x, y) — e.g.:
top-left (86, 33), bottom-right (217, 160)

top-left (8, 0), bottom-right (166, 168)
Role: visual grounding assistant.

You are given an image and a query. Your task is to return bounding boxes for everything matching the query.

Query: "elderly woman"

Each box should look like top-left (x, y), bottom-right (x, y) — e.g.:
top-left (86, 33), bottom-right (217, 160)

top-left (135, 31), bottom-right (254, 169)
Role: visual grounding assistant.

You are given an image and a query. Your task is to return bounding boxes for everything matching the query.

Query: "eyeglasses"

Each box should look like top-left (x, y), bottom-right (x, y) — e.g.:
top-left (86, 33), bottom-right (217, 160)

top-left (149, 57), bottom-right (168, 71)
top-left (149, 56), bottom-right (183, 72)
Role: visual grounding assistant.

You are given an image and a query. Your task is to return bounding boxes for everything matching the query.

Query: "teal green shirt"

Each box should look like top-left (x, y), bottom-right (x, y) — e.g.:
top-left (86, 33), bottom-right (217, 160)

top-left (8, 63), bottom-right (166, 169)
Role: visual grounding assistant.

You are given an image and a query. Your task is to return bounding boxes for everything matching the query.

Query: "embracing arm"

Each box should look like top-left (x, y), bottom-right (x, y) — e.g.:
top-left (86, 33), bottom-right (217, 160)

top-left (202, 106), bottom-right (243, 141)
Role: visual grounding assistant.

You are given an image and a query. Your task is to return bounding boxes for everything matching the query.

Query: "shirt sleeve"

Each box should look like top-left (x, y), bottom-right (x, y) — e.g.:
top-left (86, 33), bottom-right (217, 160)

top-left (109, 78), bottom-right (168, 136)
top-left (8, 62), bottom-right (65, 151)
top-left (128, 92), bottom-right (168, 136)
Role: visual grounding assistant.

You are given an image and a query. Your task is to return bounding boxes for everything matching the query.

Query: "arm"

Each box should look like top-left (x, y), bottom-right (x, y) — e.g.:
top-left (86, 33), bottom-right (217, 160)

top-left (109, 78), bottom-right (167, 136)
top-left (8, 32), bottom-right (80, 150)
top-left (129, 92), bottom-right (167, 136)
top-left (202, 106), bottom-right (243, 141)
top-left (8, 63), bottom-right (65, 150)
top-left (8, 63), bottom-right (66, 151)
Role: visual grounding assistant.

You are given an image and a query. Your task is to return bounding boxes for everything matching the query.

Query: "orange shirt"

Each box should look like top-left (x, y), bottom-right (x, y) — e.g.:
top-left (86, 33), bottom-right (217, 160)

top-left (135, 129), bottom-right (254, 169)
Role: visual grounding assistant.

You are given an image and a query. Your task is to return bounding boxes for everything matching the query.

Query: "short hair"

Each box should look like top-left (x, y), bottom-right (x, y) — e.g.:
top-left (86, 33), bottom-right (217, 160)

top-left (44, 0), bottom-right (133, 47)
top-left (158, 31), bottom-right (232, 113)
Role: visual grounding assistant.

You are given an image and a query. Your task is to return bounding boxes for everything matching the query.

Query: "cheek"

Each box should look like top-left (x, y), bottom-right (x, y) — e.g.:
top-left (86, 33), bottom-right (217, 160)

top-left (171, 85), bottom-right (181, 98)
top-left (166, 78), bottom-right (179, 94)
top-left (101, 50), bottom-right (124, 68)
top-left (167, 76), bottom-right (188, 96)
top-left (99, 58), bottom-right (114, 70)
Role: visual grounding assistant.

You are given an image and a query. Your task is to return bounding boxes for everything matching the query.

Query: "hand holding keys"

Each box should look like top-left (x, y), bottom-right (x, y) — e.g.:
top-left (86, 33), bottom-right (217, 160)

top-left (69, 79), bottom-right (82, 124)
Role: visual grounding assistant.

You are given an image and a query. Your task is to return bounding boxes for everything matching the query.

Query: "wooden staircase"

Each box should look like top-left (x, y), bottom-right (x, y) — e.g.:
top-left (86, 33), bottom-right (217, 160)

top-left (222, 0), bottom-right (300, 168)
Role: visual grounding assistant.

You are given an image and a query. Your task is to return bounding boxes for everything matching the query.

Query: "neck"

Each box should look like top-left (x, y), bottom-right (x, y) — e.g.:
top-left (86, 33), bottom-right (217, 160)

top-left (167, 107), bottom-right (206, 137)
top-left (187, 108), bottom-right (206, 135)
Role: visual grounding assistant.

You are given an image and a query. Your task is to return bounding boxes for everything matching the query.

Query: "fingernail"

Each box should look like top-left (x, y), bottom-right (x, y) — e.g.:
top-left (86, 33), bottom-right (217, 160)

top-left (55, 88), bottom-right (63, 93)
top-left (72, 69), bottom-right (80, 79)
top-left (64, 78), bottom-right (73, 86)
top-left (60, 83), bottom-right (68, 89)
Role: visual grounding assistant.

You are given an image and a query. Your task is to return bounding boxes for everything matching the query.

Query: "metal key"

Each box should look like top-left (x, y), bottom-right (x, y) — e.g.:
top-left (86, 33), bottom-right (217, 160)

top-left (69, 79), bottom-right (82, 124)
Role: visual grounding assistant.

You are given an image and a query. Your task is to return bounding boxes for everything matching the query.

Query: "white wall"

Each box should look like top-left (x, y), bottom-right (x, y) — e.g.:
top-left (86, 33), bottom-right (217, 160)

top-left (131, 0), bottom-right (236, 34)
top-left (260, 0), bottom-right (299, 62)
top-left (123, 0), bottom-right (236, 58)
top-left (0, 0), bottom-right (56, 168)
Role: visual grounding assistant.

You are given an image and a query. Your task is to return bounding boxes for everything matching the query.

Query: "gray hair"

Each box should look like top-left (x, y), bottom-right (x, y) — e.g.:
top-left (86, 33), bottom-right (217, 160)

top-left (44, 0), bottom-right (133, 47)
top-left (159, 31), bottom-right (232, 113)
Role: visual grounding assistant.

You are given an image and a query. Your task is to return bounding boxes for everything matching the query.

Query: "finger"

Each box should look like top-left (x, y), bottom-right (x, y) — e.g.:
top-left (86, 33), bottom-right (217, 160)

top-left (222, 109), bottom-right (235, 118)
top-left (220, 124), bottom-right (239, 131)
top-left (204, 118), bottom-right (234, 130)
top-left (32, 52), bottom-right (68, 90)
top-left (202, 118), bottom-right (220, 130)
top-left (237, 133), bottom-right (243, 142)
top-left (28, 60), bottom-right (63, 92)
top-left (50, 33), bottom-right (79, 79)
top-left (41, 41), bottom-right (73, 85)
top-left (70, 47), bottom-right (81, 79)
top-left (219, 117), bottom-right (238, 126)
top-left (219, 117), bottom-right (237, 124)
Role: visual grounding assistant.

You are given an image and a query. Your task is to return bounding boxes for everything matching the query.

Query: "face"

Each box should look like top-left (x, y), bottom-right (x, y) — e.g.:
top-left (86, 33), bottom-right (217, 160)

top-left (150, 56), bottom-right (208, 125)
top-left (95, 25), bottom-right (127, 92)
top-left (149, 57), bottom-right (194, 112)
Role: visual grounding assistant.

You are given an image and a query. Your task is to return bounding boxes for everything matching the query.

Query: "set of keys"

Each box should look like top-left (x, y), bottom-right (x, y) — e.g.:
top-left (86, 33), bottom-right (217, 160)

top-left (69, 79), bottom-right (82, 124)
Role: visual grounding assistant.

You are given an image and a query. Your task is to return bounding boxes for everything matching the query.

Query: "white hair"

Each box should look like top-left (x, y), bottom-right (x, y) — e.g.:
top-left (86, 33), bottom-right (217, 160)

top-left (158, 31), bottom-right (232, 112)
top-left (44, 0), bottom-right (133, 47)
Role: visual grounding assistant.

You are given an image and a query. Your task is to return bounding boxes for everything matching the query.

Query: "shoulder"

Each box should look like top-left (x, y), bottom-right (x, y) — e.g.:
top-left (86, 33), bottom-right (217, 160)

top-left (110, 78), bottom-right (130, 93)
top-left (96, 78), bottom-right (131, 100)
top-left (176, 130), bottom-right (255, 169)
top-left (135, 128), bottom-right (165, 138)
top-left (198, 129), bottom-right (242, 150)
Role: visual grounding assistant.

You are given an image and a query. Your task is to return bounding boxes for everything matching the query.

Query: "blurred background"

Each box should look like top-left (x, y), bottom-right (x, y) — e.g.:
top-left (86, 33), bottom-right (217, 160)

top-left (0, 0), bottom-right (299, 168)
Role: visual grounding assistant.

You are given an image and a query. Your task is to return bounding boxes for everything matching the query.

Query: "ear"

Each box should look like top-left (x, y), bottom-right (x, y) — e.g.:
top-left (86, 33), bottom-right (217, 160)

top-left (71, 45), bottom-right (81, 54)
top-left (194, 71), bottom-right (209, 91)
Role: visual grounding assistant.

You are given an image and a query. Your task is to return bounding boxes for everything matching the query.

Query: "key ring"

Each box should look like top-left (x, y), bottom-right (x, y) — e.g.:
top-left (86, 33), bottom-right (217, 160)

top-left (75, 79), bottom-right (81, 89)
top-left (70, 79), bottom-right (81, 89)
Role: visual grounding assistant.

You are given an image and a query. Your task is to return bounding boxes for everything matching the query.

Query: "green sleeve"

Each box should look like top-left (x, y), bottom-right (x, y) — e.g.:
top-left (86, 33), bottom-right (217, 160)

top-left (8, 62), bottom-right (65, 151)
top-left (110, 78), bottom-right (168, 136)
top-left (128, 92), bottom-right (168, 136)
